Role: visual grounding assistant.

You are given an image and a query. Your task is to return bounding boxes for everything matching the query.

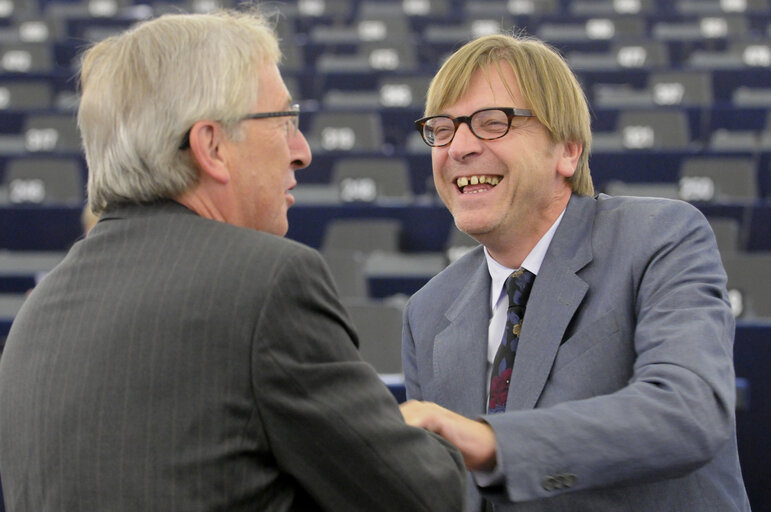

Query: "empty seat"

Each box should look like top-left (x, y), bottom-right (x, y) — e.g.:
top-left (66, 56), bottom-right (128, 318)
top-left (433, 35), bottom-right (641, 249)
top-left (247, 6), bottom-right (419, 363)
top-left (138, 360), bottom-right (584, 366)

top-left (709, 129), bottom-right (759, 152)
top-left (539, 17), bottom-right (645, 42)
top-left (0, 292), bottom-right (26, 320)
top-left (0, 249), bottom-right (64, 292)
top-left (593, 110), bottom-right (694, 151)
top-left (678, 156), bottom-right (757, 202)
top-left (306, 111), bottom-right (384, 153)
top-left (0, 42), bottom-right (53, 73)
top-left (648, 71), bottom-right (713, 107)
top-left (22, 113), bottom-right (81, 153)
top-left (377, 74), bottom-right (431, 109)
top-left (293, 0), bottom-right (355, 18)
top-left (721, 253), bottom-right (771, 319)
top-left (423, 19), bottom-right (505, 45)
top-left (322, 250), bottom-right (369, 298)
top-left (570, 0), bottom-right (655, 15)
top-left (592, 71), bottom-right (713, 108)
top-left (468, 0), bottom-right (557, 16)
top-left (342, 297), bottom-right (405, 374)
top-left (732, 87), bottom-right (771, 107)
top-left (689, 41), bottom-right (771, 69)
top-left (604, 181), bottom-right (679, 199)
top-left (445, 225), bottom-right (479, 264)
top-left (44, 0), bottom-right (138, 18)
top-left (653, 15), bottom-right (748, 42)
top-left (331, 157), bottom-right (412, 203)
top-left (321, 218), bottom-right (401, 255)
top-left (2, 156), bottom-right (84, 204)
top-left (0, 79), bottom-right (53, 110)
top-left (0, 0), bottom-right (41, 19)
top-left (316, 42), bottom-right (417, 72)
top-left (676, 0), bottom-right (768, 14)
top-left (311, 15), bottom-right (412, 44)
top-left (708, 217), bottom-right (742, 254)
top-left (569, 42), bottom-right (670, 72)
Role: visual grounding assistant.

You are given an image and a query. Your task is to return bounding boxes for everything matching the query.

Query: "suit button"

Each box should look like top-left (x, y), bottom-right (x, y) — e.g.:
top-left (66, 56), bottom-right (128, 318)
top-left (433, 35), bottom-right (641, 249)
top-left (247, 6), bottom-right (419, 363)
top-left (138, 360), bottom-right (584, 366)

top-left (542, 473), bottom-right (577, 491)
top-left (541, 476), bottom-right (558, 491)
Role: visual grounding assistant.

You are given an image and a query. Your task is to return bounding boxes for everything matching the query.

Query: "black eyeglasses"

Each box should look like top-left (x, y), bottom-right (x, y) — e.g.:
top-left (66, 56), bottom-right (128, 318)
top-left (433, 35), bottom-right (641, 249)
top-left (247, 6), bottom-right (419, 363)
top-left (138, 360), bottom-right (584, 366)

top-left (414, 107), bottom-right (535, 147)
top-left (179, 103), bottom-right (300, 150)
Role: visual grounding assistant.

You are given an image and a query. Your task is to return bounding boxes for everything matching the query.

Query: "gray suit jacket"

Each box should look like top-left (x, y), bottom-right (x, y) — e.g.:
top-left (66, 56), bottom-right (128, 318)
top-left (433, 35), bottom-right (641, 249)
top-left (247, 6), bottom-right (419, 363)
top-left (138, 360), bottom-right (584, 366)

top-left (0, 200), bottom-right (465, 511)
top-left (403, 194), bottom-right (750, 512)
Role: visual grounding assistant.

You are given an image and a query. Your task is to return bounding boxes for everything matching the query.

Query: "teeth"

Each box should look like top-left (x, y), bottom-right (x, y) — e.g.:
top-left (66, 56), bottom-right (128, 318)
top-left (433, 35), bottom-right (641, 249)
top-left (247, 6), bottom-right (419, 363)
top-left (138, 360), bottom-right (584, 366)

top-left (456, 175), bottom-right (500, 188)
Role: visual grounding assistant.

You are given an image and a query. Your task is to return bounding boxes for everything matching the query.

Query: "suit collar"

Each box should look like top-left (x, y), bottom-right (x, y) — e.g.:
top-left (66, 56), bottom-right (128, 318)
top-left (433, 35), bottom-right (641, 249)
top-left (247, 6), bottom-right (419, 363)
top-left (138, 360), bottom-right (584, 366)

top-left (434, 195), bottom-right (598, 415)
top-left (433, 247), bottom-right (491, 417)
top-left (99, 199), bottom-right (195, 221)
top-left (506, 193), bottom-right (596, 410)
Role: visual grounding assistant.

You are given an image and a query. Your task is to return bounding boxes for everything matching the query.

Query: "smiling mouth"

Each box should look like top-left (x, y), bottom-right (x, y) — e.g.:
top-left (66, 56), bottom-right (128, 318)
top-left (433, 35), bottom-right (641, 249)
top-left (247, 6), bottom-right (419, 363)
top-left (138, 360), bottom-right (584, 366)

top-left (456, 175), bottom-right (501, 193)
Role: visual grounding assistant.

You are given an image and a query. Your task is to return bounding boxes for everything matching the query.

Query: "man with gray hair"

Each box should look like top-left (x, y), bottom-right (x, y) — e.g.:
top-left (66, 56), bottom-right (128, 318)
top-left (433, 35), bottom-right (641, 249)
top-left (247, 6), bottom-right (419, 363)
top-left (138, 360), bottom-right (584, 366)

top-left (0, 9), bottom-right (465, 511)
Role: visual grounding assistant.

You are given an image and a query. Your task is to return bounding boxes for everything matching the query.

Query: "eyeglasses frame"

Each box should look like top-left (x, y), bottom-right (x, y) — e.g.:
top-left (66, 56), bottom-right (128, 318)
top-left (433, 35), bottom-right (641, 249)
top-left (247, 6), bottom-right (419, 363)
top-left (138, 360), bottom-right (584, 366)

top-left (179, 103), bottom-right (301, 150)
top-left (414, 107), bottom-right (535, 147)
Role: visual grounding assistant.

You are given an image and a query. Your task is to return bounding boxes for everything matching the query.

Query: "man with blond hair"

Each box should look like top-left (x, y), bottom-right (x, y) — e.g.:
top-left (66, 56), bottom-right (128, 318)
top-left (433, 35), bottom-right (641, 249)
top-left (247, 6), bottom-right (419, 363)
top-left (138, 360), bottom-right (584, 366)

top-left (0, 10), bottom-right (466, 511)
top-left (401, 33), bottom-right (750, 511)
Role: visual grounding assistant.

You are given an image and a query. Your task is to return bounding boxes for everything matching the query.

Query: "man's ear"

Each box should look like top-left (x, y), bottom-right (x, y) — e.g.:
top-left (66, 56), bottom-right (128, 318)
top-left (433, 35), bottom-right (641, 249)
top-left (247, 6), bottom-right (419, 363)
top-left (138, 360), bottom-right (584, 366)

top-left (188, 121), bottom-right (230, 185)
top-left (556, 141), bottom-right (582, 179)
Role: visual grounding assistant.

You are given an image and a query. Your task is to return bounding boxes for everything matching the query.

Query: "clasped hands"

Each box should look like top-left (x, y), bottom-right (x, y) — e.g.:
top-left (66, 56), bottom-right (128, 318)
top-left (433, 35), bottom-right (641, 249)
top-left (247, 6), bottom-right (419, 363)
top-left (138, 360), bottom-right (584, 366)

top-left (399, 400), bottom-right (498, 471)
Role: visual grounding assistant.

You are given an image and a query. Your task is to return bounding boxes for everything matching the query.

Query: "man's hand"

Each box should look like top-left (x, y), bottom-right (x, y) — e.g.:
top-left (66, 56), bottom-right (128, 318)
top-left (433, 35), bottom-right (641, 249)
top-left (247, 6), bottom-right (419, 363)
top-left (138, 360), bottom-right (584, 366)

top-left (400, 400), bottom-right (497, 471)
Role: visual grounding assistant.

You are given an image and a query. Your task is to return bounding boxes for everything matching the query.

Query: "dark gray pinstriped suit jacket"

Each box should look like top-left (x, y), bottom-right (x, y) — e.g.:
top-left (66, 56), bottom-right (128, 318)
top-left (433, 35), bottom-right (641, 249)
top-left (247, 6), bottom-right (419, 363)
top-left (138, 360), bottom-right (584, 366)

top-left (0, 200), bottom-right (465, 512)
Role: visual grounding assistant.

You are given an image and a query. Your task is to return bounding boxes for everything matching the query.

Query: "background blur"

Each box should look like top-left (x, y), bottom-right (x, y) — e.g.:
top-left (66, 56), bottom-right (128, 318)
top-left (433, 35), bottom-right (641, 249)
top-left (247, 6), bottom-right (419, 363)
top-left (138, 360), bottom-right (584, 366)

top-left (0, 0), bottom-right (769, 509)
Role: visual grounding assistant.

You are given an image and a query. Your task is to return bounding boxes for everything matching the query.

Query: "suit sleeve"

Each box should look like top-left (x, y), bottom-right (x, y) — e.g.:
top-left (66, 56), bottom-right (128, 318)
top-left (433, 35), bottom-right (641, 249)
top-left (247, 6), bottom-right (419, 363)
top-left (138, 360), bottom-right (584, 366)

top-left (250, 245), bottom-right (465, 511)
top-left (402, 301), bottom-right (424, 401)
top-left (483, 202), bottom-right (737, 502)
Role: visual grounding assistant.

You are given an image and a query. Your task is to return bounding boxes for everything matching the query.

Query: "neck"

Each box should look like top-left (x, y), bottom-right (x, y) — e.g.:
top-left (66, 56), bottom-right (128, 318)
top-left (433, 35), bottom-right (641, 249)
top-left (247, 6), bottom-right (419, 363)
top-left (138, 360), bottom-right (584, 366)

top-left (483, 193), bottom-right (570, 269)
top-left (175, 186), bottom-right (227, 224)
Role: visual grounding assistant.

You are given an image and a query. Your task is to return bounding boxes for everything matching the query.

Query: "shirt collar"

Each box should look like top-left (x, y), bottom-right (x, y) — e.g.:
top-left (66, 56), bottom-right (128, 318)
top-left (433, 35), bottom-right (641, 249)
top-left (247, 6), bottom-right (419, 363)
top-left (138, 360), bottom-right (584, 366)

top-left (484, 209), bottom-right (566, 310)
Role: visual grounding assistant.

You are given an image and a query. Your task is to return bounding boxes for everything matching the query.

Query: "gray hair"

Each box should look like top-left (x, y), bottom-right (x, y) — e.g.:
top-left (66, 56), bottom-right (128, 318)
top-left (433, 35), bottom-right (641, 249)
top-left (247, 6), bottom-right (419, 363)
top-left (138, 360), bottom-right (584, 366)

top-left (77, 9), bottom-right (280, 214)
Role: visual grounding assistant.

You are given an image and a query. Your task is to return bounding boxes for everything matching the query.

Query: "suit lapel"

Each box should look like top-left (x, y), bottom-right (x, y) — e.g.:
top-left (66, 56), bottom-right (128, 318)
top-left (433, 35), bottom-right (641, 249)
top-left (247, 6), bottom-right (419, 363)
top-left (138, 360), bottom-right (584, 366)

top-left (507, 195), bottom-right (596, 411)
top-left (433, 248), bottom-right (491, 418)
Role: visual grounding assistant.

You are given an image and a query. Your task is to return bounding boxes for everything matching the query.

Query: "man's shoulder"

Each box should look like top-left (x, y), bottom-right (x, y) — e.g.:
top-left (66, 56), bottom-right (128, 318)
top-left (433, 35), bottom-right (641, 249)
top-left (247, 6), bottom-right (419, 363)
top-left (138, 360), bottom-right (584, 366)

top-left (588, 193), bottom-right (707, 233)
top-left (594, 193), bottom-right (702, 217)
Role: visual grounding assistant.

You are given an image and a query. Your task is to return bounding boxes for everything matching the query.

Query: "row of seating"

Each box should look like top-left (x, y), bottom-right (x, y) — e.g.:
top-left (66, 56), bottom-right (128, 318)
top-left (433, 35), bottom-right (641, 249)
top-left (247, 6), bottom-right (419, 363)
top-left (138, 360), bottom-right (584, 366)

top-left (5, 0), bottom-right (770, 19)
top-left (3, 104), bottom-right (771, 154)
top-left (1, 150), bottom-right (770, 207)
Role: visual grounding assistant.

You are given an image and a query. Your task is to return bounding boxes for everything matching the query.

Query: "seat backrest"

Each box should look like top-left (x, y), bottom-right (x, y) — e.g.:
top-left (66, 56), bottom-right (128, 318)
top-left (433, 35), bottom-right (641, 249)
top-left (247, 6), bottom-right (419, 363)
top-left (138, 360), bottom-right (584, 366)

top-left (708, 217), bottom-right (742, 254)
top-left (331, 157), bottom-right (412, 202)
top-left (377, 74), bottom-right (431, 109)
top-left (648, 71), bottom-right (713, 107)
top-left (721, 253), bottom-right (771, 319)
top-left (611, 42), bottom-right (670, 69)
top-left (307, 111), bottom-right (384, 153)
top-left (0, 42), bottom-right (53, 73)
top-left (616, 110), bottom-right (692, 150)
top-left (321, 218), bottom-right (401, 254)
top-left (3, 156), bottom-right (84, 204)
top-left (0, 79), bottom-right (53, 110)
top-left (23, 113), bottom-right (82, 153)
top-left (342, 297), bottom-right (404, 374)
top-left (322, 250), bottom-right (369, 299)
top-left (679, 156), bottom-right (757, 202)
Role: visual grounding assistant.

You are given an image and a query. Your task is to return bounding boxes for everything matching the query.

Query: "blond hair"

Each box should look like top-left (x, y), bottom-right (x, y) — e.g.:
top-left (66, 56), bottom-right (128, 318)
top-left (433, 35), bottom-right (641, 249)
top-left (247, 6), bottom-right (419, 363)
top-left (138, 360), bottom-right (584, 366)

top-left (425, 34), bottom-right (594, 196)
top-left (78, 9), bottom-right (280, 214)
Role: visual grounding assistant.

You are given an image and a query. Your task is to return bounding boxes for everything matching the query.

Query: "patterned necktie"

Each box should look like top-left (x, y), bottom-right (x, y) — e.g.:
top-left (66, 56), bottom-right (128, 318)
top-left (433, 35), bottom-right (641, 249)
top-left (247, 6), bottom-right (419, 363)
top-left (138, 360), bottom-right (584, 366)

top-left (488, 268), bottom-right (536, 414)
